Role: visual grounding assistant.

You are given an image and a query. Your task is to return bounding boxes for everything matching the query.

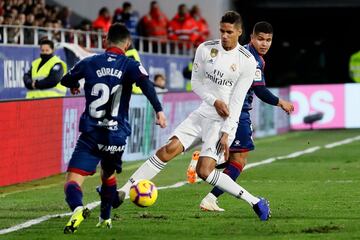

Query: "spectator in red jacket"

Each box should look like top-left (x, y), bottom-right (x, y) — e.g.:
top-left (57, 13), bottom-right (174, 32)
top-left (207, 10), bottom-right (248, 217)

top-left (92, 7), bottom-right (111, 33)
top-left (139, 1), bottom-right (168, 40)
top-left (168, 4), bottom-right (198, 50)
top-left (190, 5), bottom-right (210, 46)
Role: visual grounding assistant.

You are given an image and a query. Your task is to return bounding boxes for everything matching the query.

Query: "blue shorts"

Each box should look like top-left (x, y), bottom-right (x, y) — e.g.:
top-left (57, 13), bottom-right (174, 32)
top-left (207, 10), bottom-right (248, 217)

top-left (67, 130), bottom-right (126, 176)
top-left (229, 111), bottom-right (254, 153)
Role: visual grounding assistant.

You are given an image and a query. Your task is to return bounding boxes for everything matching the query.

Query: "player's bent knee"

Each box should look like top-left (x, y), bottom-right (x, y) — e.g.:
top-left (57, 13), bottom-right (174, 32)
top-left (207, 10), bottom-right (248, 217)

top-left (156, 137), bottom-right (183, 162)
top-left (196, 165), bottom-right (212, 180)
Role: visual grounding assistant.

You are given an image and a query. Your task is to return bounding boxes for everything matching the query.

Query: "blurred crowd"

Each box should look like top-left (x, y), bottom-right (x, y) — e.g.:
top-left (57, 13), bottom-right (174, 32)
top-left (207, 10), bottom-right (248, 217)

top-left (0, 0), bottom-right (210, 50)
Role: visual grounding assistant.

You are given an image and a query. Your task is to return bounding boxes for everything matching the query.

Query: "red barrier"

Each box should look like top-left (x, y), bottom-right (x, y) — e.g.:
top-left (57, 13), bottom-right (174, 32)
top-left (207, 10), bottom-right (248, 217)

top-left (0, 99), bottom-right (63, 186)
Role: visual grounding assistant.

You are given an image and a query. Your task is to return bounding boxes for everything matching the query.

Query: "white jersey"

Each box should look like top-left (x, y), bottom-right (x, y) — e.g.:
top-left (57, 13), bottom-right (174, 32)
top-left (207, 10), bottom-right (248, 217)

top-left (191, 39), bottom-right (256, 135)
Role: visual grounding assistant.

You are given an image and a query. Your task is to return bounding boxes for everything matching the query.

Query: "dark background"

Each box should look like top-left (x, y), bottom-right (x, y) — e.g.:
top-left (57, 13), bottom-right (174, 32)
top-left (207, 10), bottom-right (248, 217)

top-left (234, 0), bottom-right (359, 87)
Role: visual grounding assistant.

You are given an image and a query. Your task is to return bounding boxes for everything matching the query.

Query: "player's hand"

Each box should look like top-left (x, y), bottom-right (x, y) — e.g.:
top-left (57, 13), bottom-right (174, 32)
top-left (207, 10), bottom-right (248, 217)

top-left (216, 132), bottom-right (229, 161)
top-left (278, 99), bottom-right (294, 114)
top-left (70, 87), bottom-right (80, 95)
top-left (214, 100), bottom-right (229, 118)
top-left (156, 111), bottom-right (167, 128)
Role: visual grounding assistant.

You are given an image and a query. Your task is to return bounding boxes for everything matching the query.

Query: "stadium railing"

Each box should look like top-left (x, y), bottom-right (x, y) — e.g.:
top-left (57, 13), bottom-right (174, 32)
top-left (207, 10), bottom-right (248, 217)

top-left (0, 24), bottom-right (194, 57)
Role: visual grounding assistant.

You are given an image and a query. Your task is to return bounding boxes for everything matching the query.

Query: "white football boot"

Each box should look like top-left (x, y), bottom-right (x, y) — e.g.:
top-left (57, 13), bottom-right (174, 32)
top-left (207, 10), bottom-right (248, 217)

top-left (200, 193), bottom-right (225, 212)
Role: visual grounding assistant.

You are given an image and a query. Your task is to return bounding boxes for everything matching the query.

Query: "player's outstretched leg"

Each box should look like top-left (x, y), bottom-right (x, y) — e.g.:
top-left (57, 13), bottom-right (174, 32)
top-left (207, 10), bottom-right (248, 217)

top-left (201, 151), bottom-right (246, 211)
top-left (252, 197), bottom-right (271, 221)
top-left (200, 161), bottom-right (243, 211)
top-left (64, 206), bottom-right (91, 234)
top-left (64, 180), bottom-right (90, 233)
top-left (117, 138), bottom-right (183, 205)
top-left (118, 155), bottom-right (166, 197)
top-left (197, 160), bottom-right (271, 221)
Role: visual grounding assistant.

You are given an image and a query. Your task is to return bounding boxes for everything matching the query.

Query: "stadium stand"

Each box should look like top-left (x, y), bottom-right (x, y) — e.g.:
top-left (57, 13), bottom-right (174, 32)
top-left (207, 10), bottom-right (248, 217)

top-left (0, 1), bottom-right (210, 55)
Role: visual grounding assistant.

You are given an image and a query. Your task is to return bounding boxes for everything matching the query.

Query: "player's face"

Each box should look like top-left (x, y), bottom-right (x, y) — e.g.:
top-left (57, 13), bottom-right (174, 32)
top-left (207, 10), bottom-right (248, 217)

top-left (40, 44), bottom-right (53, 55)
top-left (250, 32), bottom-right (273, 56)
top-left (220, 22), bottom-right (242, 50)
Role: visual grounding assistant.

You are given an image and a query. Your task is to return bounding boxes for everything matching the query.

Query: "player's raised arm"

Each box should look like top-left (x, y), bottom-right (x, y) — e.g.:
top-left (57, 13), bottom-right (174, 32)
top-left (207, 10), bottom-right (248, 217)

top-left (221, 56), bottom-right (256, 135)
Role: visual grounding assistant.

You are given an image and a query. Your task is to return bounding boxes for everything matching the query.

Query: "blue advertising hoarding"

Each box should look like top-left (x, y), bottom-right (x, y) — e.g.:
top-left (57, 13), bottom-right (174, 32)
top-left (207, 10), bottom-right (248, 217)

top-left (0, 45), bottom-right (191, 100)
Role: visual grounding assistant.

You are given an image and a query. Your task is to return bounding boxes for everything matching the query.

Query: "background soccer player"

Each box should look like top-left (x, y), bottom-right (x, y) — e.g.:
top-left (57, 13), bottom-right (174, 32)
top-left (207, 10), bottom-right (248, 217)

top-left (60, 23), bottom-right (166, 233)
top-left (117, 11), bottom-right (271, 221)
top-left (200, 21), bottom-right (294, 211)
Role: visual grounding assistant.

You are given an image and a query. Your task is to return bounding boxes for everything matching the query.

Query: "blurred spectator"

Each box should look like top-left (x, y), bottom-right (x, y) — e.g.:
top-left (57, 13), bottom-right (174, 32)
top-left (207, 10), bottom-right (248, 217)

top-left (349, 50), bottom-right (360, 83)
top-left (92, 7), bottom-right (111, 33)
top-left (34, 13), bottom-right (46, 27)
top-left (138, 1), bottom-right (168, 53)
top-left (190, 5), bottom-right (210, 46)
top-left (52, 20), bottom-right (62, 43)
top-left (138, 1), bottom-right (168, 39)
top-left (153, 73), bottom-right (168, 93)
top-left (168, 4), bottom-right (198, 51)
top-left (112, 2), bottom-right (139, 37)
top-left (17, 13), bottom-right (26, 25)
top-left (76, 19), bottom-right (95, 48)
top-left (182, 60), bottom-right (193, 92)
top-left (58, 6), bottom-right (72, 28)
top-left (3, 12), bottom-right (18, 43)
top-left (24, 13), bottom-right (35, 44)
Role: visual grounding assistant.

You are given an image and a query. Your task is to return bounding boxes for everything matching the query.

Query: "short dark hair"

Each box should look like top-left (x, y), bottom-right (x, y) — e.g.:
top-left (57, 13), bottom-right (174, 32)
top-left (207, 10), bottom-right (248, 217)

top-left (107, 23), bottom-right (131, 45)
top-left (154, 74), bottom-right (164, 81)
top-left (39, 38), bottom-right (54, 49)
top-left (253, 21), bottom-right (273, 35)
top-left (220, 11), bottom-right (243, 28)
top-left (123, 2), bottom-right (131, 9)
top-left (99, 7), bottom-right (109, 16)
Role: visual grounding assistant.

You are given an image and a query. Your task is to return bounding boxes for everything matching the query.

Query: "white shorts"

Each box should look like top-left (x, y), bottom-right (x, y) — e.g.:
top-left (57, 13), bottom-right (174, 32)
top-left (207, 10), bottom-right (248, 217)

top-left (170, 111), bottom-right (235, 164)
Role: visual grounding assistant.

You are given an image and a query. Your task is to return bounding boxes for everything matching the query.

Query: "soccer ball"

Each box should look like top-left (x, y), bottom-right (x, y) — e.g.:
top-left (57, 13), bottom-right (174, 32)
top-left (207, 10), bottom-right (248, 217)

top-left (129, 179), bottom-right (158, 207)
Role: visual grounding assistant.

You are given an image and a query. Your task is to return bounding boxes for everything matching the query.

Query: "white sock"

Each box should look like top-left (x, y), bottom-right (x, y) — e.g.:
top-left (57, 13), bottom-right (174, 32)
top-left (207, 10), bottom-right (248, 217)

top-left (206, 169), bottom-right (259, 206)
top-left (119, 155), bottom-right (166, 194)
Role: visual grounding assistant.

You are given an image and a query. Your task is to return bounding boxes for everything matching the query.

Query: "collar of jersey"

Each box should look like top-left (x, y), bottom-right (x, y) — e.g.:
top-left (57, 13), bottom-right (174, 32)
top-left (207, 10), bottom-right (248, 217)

top-left (106, 47), bottom-right (125, 55)
top-left (219, 40), bottom-right (240, 53)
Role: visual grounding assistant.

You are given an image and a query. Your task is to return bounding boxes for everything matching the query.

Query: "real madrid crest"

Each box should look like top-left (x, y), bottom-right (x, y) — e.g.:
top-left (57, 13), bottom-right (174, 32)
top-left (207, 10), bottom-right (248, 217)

top-left (230, 64), bottom-right (237, 72)
top-left (210, 48), bottom-right (218, 58)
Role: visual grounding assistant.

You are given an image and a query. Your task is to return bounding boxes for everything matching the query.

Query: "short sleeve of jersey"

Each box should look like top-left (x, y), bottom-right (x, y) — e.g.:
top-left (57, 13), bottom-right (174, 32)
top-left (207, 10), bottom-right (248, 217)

top-left (124, 60), bottom-right (149, 85)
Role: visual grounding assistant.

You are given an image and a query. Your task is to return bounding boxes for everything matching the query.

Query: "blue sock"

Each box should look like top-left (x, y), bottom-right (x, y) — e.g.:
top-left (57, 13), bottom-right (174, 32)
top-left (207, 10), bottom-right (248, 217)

top-left (100, 178), bottom-right (117, 220)
top-left (210, 161), bottom-right (243, 198)
top-left (64, 181), bottom-right (83, 211)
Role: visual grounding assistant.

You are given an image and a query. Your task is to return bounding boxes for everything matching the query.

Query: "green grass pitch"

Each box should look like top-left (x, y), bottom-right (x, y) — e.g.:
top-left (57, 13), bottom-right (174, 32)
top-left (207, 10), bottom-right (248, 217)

top-left (0, 129), bottom-right (359, 240)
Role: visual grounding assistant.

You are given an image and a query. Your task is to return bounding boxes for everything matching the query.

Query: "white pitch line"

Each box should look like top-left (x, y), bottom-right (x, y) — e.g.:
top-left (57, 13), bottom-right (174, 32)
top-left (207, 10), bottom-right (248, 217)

top-left (1, 135), bottom-right (359, 235)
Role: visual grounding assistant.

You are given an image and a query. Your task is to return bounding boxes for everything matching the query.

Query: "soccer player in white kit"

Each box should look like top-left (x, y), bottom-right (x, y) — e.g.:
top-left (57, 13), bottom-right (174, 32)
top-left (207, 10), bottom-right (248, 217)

top-left (117, 11), bottom-right (271, 220)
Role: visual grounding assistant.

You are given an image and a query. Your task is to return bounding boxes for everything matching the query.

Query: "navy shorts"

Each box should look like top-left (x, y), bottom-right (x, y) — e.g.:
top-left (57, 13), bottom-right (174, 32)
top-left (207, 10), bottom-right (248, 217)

top-left (67, 130), bottom-right (126, 176)
top-left (229, 111), bottom-right (255, 153)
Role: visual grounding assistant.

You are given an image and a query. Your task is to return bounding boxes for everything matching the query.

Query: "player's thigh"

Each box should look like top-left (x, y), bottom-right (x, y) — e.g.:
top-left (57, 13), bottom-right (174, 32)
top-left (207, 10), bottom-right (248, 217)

top-left (101, 150), bottom-right (124, 175)
top-left (67, 133), bottom-right (101, 176)
top-left (170, 111), bottom-right (202, 151)
top-left (230, 113), bottom-right (254, 153)
top-left (200, 119), bottom-right (235, 164)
